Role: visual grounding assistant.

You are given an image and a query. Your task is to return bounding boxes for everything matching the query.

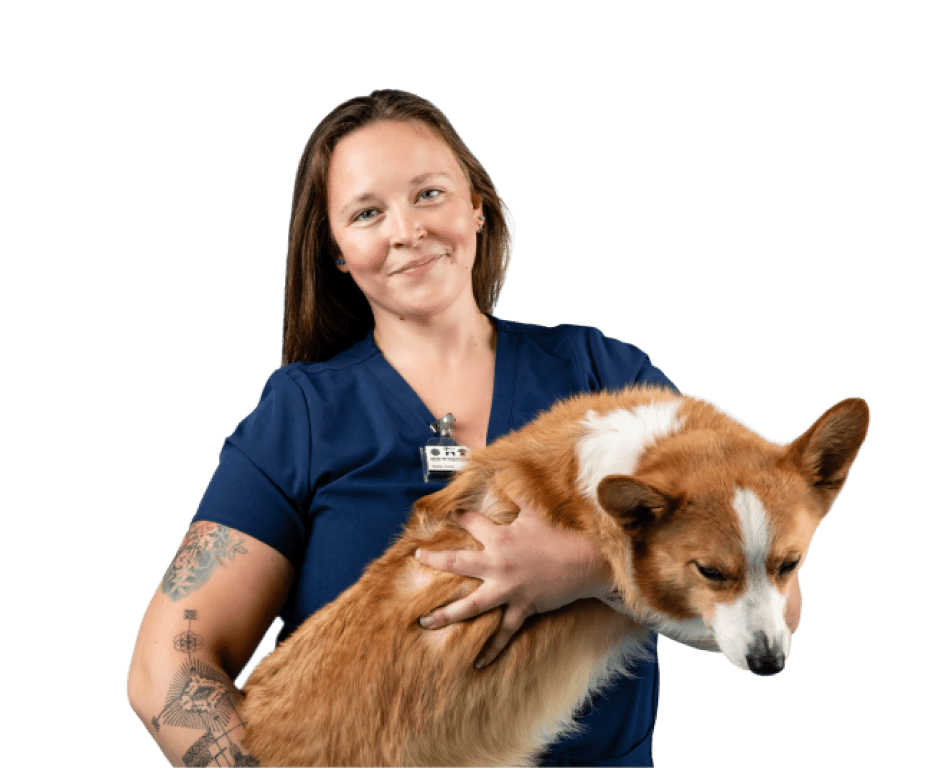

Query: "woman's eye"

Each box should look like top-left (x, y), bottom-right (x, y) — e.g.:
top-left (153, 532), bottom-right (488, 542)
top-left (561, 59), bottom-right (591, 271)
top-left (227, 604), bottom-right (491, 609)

top-left (418, 188), bottom-right (441, 202)
top-left (353, 208), bottom-right (378, 222)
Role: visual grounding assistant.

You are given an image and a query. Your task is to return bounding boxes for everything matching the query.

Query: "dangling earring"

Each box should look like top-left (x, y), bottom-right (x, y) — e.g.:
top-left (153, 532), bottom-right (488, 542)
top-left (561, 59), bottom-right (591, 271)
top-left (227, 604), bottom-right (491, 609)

top-left (336, 259), bottom-right (346, 266)
top-left (477, 216), bottom-right (485, 233)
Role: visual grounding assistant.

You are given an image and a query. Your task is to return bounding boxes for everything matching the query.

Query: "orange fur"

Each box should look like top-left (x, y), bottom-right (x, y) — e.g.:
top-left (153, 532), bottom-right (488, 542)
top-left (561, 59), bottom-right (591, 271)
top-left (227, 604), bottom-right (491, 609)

top-left (240, 386), bottom-right (868, 766)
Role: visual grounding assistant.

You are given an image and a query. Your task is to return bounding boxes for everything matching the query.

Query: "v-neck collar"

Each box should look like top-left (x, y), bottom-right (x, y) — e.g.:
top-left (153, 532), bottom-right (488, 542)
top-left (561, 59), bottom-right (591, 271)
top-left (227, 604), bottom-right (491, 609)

top-left (361, 317), bottom-right (516, 446)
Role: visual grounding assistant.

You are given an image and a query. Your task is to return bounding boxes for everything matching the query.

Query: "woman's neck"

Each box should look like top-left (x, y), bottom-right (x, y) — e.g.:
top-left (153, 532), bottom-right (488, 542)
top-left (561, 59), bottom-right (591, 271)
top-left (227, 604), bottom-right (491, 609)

top-left (372, 305), bottom-right (496, 373)
top-left (372, 306), bottom-right (497, 448)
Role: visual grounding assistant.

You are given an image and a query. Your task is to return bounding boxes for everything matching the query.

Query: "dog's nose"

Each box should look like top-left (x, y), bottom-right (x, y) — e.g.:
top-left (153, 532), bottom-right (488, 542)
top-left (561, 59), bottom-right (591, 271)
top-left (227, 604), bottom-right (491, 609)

top-left (746, 652), bottom-right (785, 676)
top-left (745, 632), bottom-right (785, 676)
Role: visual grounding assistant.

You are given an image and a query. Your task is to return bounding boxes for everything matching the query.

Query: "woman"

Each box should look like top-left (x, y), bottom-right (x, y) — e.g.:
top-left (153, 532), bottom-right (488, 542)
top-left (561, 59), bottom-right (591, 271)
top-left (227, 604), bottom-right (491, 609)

top-left (128, 89), bottom-right (800, 767)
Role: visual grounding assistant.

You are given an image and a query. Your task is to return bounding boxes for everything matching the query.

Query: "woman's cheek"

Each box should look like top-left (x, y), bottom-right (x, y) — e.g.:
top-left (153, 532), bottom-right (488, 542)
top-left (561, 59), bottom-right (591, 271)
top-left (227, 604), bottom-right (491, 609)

top-left (343, 234), bottom-right (389, 271)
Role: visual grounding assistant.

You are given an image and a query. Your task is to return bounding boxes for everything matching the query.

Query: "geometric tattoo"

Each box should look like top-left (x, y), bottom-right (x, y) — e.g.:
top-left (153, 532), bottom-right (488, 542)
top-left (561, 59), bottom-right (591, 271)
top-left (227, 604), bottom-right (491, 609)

top-left (161, 522), bottom-right (247, 601)
top-left (174, 609), bottom-right (205, 655)
top-left (151, 656), bottom-right (239, 734)
top-left (152, 609), bottom-right (257, 767)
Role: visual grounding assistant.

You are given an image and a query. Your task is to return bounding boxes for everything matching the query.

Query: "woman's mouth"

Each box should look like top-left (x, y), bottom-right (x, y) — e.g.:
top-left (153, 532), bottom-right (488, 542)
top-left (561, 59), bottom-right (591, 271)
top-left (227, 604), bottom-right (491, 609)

top-left (391, 254), bottom-right (446, 276)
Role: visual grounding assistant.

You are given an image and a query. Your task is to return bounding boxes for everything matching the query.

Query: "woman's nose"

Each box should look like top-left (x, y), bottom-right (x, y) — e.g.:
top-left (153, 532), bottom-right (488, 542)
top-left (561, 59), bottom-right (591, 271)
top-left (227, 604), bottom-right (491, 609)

top-left (389, 206), bottom-right (425, 248)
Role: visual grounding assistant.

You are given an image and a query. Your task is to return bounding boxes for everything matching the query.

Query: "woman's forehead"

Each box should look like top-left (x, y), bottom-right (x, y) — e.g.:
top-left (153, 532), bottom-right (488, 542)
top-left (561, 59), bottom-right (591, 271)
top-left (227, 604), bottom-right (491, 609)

top-left (328, 120), bottom-right (466, 197)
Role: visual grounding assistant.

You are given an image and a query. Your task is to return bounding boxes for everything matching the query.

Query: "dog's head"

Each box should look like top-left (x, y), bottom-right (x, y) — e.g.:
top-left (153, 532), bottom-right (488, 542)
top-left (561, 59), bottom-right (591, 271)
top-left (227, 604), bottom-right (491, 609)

top-left (596, 397), bottom-right (868, 675)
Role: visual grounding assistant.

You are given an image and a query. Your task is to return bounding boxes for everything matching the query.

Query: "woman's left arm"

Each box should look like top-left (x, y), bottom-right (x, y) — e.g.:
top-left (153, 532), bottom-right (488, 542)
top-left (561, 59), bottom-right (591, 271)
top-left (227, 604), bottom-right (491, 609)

top-left (415, 502), bottom-right (803, 666)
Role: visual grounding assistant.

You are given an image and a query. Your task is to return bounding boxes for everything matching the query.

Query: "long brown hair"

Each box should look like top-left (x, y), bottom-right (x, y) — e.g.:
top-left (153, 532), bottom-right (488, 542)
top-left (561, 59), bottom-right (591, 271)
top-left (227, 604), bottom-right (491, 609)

top-left (282, 90), bottom-right (511, 364)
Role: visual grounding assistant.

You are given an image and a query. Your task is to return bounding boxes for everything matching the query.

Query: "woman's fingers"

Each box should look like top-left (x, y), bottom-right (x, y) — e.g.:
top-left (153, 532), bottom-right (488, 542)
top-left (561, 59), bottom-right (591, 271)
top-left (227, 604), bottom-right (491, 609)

top-left (414, 545), bottom-right (482, 579)
top-left (475, 604), bottom-right (531, 668)
top-left (414, 508), bottom-right (508, 580)
top-left (415, 511), bottom-right (508, 629)
top-left (418, 581), bottom-right (501, 629)
top-left (414, 510), bottom-right (503, 573)
top-left (418, 589), bottom-right (530, 669)
top-left (451, 509), bottom-right (505, 542)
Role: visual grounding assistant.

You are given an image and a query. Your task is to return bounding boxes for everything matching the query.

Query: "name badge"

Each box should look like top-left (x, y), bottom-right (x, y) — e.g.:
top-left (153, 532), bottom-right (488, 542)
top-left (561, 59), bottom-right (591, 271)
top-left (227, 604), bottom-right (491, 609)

top-left (421, 414), bottom-right (470, 483)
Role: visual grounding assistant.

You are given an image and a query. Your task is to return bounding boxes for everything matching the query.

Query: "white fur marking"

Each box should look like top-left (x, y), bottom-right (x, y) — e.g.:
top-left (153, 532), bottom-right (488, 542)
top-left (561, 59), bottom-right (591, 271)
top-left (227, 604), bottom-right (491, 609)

top-left (711, 488), bottom-right (790, 670)
top-left (576, 400), bottom-right (683, 503)
top-left (733, 487), bottom-right (771, 573)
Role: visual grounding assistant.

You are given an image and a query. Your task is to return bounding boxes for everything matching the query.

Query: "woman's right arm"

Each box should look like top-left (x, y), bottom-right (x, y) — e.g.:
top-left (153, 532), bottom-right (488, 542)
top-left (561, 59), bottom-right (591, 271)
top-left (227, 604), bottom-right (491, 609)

top-left (128, 521), bottom-right (294, 767)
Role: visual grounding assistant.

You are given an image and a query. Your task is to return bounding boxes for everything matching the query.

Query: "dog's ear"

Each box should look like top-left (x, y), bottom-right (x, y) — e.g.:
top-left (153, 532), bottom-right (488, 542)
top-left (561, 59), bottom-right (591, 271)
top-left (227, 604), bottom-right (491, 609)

top-left (597, 475), bottom-right (677, 535)
top-left (783, 397), bottom-right (869, 508)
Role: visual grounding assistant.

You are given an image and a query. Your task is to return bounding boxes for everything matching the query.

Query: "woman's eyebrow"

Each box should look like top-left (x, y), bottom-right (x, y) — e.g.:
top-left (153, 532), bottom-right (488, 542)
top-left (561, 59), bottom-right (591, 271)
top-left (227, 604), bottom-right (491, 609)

top-left (410, 171), bottom-right (452, 185)
top-left (339, 193), bottom-right (377, 217)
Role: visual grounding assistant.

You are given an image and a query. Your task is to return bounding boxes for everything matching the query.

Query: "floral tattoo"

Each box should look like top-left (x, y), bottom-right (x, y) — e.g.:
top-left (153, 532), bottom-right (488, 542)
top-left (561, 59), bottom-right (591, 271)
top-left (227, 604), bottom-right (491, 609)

top-left (161, 522), bottom-right (247, 601)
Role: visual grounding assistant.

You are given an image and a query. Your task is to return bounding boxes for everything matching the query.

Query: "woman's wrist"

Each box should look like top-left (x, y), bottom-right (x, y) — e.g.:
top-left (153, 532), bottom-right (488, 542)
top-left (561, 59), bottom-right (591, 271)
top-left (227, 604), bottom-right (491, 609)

top-left (583, 553), bottom-right (617, 604)
top-left (596, 585), bottom-right (633, 615)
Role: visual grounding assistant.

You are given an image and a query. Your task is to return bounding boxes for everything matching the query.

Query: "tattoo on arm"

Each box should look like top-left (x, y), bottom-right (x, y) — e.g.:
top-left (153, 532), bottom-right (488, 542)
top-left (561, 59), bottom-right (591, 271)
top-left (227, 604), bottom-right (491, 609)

top-left (162, 522), bottom-right (247, 601)
top-left (152, 608), bottom-right (258, 767)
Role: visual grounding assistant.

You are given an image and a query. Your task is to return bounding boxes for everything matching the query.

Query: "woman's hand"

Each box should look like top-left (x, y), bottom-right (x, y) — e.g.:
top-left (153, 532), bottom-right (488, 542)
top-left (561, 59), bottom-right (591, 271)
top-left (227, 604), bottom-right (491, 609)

top-left (414, 500), bottom-right (612, 668)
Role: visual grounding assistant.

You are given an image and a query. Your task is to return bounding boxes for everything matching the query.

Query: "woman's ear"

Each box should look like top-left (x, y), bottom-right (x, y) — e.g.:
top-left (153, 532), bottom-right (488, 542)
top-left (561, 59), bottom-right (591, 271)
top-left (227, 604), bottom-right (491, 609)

top-left (472, 195), bottom-right (485, 233)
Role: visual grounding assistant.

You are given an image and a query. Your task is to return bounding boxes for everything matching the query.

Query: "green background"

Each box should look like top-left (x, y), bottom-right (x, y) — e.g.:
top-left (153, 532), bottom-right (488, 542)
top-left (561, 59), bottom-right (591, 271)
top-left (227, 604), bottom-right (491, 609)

top-left (0, 2), bottom-right (925, 768)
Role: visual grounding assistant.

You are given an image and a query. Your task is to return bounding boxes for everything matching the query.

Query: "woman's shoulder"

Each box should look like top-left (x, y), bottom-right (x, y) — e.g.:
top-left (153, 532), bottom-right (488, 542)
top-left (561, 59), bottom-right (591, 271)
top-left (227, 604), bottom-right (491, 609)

top-left (495, 317), bottom-right (674, 392)
top-left (282, 332), bottom-right (378, 376)
top-left (495, 317), bottom-right (638, 354)
top-left (240, 334), bottom-right (382, 417)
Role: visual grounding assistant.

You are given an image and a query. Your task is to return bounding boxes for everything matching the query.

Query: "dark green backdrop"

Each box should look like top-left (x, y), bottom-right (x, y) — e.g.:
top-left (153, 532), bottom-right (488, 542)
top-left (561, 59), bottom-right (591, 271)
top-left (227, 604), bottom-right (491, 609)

top-left (0, 2), bottom-right (925, 770)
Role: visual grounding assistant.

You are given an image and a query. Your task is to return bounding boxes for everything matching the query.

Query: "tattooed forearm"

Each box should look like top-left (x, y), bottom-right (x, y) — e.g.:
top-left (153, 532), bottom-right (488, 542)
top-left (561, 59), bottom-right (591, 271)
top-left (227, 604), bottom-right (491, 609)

top-left (162, 522), bottom-right (247, 601)
top-left (152, 608), bottom-right (258, 767)
top-left (182, 734), bottom-right (258, 768)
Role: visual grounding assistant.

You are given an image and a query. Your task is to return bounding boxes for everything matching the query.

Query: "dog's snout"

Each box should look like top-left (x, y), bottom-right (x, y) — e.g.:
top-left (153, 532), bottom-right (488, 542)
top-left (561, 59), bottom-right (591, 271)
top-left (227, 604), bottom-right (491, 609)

top-left (745, 631), bottom-right (785, 676)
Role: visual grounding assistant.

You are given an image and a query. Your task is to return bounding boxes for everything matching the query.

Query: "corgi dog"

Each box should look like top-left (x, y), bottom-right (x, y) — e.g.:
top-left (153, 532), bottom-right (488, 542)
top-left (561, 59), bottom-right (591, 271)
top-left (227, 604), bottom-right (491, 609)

top-left (240, 386), bottom-right (869, 767)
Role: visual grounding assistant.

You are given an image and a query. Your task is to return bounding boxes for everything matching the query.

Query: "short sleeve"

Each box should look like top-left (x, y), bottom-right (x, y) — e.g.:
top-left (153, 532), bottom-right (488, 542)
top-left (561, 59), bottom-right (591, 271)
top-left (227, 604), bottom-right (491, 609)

top-left (583, 327), bottom-right (678, 393)
top-left (634, 356), bottom-right (677, 392)
top-left (193, 369), bottom-right (312, 564)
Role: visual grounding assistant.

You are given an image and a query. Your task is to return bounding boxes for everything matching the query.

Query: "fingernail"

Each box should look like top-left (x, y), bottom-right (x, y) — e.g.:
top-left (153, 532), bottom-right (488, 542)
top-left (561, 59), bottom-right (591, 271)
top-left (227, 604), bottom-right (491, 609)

top-left (419, 616), bottom-right (434, 629)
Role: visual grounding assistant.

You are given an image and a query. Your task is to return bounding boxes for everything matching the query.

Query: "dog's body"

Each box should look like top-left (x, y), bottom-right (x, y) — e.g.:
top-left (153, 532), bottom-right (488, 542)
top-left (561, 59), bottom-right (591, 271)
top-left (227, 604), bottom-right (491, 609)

top-left (241, 386), bottom-right (868, 766)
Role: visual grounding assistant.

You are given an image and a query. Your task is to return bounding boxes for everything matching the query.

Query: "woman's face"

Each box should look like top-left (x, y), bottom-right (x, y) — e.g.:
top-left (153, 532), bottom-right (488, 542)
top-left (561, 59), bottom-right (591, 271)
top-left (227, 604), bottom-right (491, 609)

top-left (326, 120), bottom-right (483, 326)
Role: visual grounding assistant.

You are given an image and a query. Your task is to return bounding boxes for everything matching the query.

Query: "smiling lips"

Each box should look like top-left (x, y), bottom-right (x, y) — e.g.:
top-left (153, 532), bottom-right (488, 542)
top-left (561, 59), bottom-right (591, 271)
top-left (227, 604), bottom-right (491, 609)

top-left (391, 253), bottom-right (447, 276)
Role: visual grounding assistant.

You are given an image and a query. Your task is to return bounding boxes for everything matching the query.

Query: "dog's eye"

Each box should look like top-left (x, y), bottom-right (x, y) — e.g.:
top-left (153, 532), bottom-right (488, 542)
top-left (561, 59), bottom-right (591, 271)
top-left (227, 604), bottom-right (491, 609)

top-left (778, 558), bottom-right (800, 577)
top-left (695, 563), bottom-right (726, 582)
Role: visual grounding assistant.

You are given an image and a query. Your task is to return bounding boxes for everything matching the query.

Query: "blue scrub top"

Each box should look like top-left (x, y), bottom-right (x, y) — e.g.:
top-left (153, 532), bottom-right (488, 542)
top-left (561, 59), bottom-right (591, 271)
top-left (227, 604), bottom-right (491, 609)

top-left (194, 318), bottom-right (675, 767)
